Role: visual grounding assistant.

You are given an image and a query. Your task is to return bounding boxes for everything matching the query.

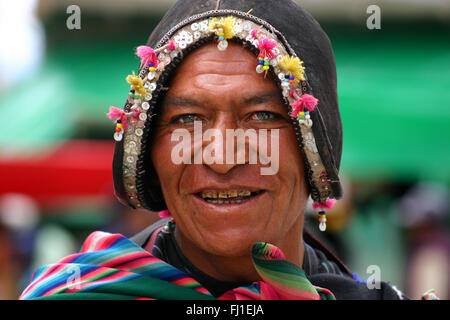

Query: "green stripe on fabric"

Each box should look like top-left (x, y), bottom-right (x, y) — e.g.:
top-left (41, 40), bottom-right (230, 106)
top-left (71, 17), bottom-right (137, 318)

top-left (41, 275), bottom-right (216, 300)
top-left (252, 257), bottom-right (309, 278)
top-left (31, 292), bottom-right (138, 300)
top-left (255, 266), bottom-right (316, 293)
top-left (53, 267), bottom-right (119, 294)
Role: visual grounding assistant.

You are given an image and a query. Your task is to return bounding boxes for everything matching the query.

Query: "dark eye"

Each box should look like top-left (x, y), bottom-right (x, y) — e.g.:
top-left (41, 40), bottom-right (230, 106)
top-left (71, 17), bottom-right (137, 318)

top-left (249, 111), bottom-right (278, 121)
top-left (173, 114), bottom-right (201, 124)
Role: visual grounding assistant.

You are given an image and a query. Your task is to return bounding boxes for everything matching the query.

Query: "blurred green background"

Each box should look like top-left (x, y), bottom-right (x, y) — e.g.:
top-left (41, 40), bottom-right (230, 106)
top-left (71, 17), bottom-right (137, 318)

top-left (0, 0), bottom-right (448, 299)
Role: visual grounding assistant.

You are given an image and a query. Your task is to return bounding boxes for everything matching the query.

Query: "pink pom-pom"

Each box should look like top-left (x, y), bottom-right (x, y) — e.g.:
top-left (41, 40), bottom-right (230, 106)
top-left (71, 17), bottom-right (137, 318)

top-left (158, 210), bottom-right (171, 219)
top-left (168, 40), bottom-right (176, 51)
top-left (299, 94), bottom-right (319, 112)
top-left (289, 89), bottom-right (300, 99)
top-left (290, 94), bottom-right (319, 117)
top-left (312, 199), bottom-right (336, 210)
top-left (257, 38), bottom-right (278, 59)
top-left (131, 110), bottom-right (141, 120)
top-left (106, 106), bottom-right (124, 120)
top-left (251, 29), bottom-right (259, 39)
top-left (107, 106), bottom-right (128, 130)
top-left (136, 45), bottom-right (158, 68)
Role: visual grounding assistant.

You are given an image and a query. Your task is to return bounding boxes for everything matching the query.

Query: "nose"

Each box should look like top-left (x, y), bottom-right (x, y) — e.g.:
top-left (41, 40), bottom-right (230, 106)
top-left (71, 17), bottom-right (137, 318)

top-left (197, 113), bottom-right (245, 175)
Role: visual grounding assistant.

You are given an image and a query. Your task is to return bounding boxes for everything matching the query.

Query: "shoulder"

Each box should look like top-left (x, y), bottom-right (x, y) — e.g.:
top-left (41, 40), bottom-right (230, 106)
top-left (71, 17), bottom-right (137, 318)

top-left (129, 218), bottom-right (170, 247)
top-left (302, 229), bottom-right (407, 300)
top-left (308, 273), bottom-right (406, 300)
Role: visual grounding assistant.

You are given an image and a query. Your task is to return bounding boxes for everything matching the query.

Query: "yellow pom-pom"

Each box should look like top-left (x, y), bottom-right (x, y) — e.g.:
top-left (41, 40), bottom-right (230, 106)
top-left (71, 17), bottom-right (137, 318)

top-left (148, 67), bottom-right (156, 72)
top-left (126, 73), bottom-right (142, 87)
top-left (221, 16), bottom-right (236, 39)
top-left (208, 17), bottom-right (218, 31)
top-left (279, 55), bottom-right (305, 82)
top-left (208, 16), bottom-right (236, 40)
top-left (126, 73), bottom-right (147, 97)
top-left (135, 86), bottom-right (148, 97)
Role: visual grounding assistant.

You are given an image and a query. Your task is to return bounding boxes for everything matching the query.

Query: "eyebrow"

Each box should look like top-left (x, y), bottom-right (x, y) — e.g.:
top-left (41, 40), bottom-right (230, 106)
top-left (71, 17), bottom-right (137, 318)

top-left (242, 92), bottom-right (281, 105)
top-left (163, 91), bottom-right (282, 109)
top-left (163, 96), bottom-right (202, 108)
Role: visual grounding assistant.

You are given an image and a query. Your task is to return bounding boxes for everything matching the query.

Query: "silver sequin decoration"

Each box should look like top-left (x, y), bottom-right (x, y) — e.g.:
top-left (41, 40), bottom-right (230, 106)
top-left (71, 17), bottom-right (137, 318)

top-left (256, 65), bottom-right (264, 74)
top-left (217, 39), bottom-right (228, 51)
top-left (178, 41), bottom-right (187, 49)
top-left (114, 132), bottom-right (123, 141)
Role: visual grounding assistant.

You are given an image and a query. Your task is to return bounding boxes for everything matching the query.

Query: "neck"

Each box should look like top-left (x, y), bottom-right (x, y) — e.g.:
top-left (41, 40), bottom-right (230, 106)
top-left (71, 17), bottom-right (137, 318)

top-left (174, 218), bottom-right (305, 283)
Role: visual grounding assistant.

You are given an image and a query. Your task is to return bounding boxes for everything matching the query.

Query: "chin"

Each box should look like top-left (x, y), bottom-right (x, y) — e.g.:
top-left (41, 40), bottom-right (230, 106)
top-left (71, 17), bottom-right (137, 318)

top-left (197, 227), bottom-right (268, 258)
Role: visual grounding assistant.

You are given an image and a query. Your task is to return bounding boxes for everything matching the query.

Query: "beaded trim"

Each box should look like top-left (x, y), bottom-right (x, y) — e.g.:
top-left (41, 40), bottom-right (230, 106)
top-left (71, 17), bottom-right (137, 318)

top-left (111, 12), bottom-right (335, 209)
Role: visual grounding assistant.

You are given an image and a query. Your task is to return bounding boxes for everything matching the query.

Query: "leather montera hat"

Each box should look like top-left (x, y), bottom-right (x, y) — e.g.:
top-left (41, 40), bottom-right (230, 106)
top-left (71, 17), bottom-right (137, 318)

top-left (110, 0), bottom-right (343, 211)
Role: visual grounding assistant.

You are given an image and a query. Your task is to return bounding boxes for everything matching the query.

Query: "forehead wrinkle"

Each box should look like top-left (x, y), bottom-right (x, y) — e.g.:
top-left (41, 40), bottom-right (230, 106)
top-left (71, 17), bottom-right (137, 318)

top-left (190, 60), bottom-right (255, 77)
top-left (167, 42), bottom-right (281, 110)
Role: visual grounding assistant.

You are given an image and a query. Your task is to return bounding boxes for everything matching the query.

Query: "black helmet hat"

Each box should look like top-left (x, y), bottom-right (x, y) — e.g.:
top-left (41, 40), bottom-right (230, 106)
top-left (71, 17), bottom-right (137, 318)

top-left (110, 0), bottom-right (343, 215)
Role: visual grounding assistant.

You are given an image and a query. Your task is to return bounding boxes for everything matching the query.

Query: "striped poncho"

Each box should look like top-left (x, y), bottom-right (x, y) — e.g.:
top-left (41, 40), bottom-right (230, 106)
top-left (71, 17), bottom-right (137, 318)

top-left (20, 231), bottom-right (335, 300)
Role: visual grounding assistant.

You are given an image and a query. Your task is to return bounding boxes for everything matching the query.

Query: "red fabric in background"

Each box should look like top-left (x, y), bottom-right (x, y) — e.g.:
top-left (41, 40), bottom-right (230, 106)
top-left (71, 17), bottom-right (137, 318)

top-left (0, 140), bottom-right (115, 208)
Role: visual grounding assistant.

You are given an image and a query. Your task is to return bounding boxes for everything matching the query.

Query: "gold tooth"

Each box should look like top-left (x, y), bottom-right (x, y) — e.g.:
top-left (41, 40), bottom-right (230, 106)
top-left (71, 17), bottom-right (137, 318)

top-left (201, 191), bottom-right (217, 199)
top-left (218, 191), bottom-right (227, 198)
top-left (241, 190), bottom-right (251, 197)
top-left (229, 190), bottom-right (238, 197)
top-left (203, 190), bottom-right (253, 200)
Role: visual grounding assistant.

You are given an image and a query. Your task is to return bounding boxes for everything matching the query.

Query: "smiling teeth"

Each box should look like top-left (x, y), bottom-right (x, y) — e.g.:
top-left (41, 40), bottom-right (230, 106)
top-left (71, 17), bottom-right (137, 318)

top-left (207, 198), bottom-right (246, 204)
top-left (200, 190), bottom-right (252, 199)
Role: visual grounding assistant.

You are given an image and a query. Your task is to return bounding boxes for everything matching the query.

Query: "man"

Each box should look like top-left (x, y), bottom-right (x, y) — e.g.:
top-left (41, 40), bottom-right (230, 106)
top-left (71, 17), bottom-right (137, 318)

top-left (20, 0), bottom-right (421, 300)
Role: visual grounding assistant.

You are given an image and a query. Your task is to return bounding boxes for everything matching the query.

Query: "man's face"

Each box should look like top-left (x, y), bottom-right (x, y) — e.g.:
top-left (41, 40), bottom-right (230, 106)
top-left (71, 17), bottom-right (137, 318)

top-left (151, 42), bottom-right (308, 257)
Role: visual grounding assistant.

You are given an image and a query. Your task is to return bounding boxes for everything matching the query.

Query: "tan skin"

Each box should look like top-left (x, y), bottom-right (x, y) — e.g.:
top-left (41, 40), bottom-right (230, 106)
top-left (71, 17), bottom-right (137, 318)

top-left (150, 42), bottom-right (309, 283)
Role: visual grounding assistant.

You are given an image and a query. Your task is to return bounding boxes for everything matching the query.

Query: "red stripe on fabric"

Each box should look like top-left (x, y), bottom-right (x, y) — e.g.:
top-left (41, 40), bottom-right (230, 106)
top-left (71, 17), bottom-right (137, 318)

top-left (98, 251), bottom-right (149, 269)
top-left (219, 287), bottom-right (261, 300)
top-left (93, 233), bottom-right (123, 252)
top-left (262, 278), bottom-right (320, 300)
top-left (21, 261), bottom-right (76, 298)
top-left (42, 265), bottom-right (114, 296)
top-left (112, 255), bottom-right (164, 272)
top-left (81, 231), bottom-right (105, 252)
top-left (62, 270), bottom-right (134, 294)
top-left (171, 277), bottom-right (199, 286)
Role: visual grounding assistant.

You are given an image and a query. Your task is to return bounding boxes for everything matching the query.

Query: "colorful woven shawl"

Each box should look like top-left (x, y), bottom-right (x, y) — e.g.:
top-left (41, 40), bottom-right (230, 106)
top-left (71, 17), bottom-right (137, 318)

top-left (20, 231), bottom-right (335, 300)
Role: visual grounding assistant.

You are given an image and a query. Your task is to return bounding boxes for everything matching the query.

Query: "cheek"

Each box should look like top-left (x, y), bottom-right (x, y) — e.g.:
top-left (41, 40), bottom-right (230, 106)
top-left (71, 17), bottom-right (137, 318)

top-left (278, 128), bottom-right (304, 178)
top-left (151, 132), bottom-right (183, 193)
top-left (274, 127), bottom-right (308, 207)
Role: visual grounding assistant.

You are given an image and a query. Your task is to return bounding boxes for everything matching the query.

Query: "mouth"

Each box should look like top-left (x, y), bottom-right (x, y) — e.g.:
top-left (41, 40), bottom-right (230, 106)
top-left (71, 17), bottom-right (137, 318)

top-left (195, 189), bottom-right (264, 205)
